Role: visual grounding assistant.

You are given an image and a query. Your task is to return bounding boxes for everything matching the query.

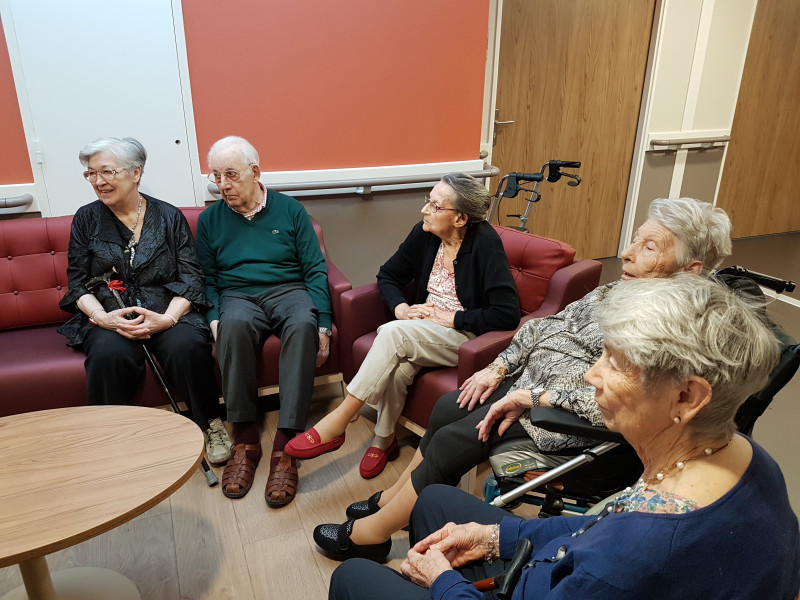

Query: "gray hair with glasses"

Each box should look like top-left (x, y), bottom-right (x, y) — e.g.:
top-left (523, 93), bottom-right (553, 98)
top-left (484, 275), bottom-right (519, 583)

top-left (648, 197), bottom-right (732, 272)
top-left (440, 172), bottom-right (491, 224)
top-left (596, 274), bottom-right (779, 441)
top-left (79, 137), bottom-right (147, 177)
top-left (207, 136), bottom-right (259, 168)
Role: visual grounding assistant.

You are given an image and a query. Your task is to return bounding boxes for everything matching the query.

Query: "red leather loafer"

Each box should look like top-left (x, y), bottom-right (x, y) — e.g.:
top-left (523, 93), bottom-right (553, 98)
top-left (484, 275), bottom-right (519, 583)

top-left (284, 427), bottom-right (345, 459)
top-left (359, 438), bottom-right (399, 479)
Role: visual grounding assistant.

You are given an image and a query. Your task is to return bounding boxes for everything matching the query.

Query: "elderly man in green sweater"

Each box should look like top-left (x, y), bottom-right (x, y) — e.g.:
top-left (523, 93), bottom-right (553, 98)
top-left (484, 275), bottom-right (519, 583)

top-left (195, 136), bottom-right (332, 507)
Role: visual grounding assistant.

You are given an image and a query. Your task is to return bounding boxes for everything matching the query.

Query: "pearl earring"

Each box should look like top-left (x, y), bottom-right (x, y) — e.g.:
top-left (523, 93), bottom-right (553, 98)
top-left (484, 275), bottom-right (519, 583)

top-left (673, 416), bottom-right (681, 424)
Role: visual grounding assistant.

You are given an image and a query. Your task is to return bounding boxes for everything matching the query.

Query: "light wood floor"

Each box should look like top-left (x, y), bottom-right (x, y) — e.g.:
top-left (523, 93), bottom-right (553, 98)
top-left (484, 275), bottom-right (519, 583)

top-left (0, 388), bottom-right (534, 599)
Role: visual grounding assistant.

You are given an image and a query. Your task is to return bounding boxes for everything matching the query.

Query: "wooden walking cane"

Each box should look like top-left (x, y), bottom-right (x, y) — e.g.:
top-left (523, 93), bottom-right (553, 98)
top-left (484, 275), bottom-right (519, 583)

top-left (85, 268), bottom-right (219, 486)
top-left (473, 538), bottom-right (533, 600)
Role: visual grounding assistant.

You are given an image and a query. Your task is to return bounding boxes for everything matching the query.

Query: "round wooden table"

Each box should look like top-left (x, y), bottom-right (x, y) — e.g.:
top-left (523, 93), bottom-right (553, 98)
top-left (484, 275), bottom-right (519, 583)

top-left (0, 405), bottom-right (204, 600)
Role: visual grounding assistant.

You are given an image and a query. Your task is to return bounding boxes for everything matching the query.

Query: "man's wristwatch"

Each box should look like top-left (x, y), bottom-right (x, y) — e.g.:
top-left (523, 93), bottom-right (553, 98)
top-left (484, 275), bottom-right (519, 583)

top-left (318, 326), bottom-right (332, 337)
top-left (530, 387), bottom-right (546, 408)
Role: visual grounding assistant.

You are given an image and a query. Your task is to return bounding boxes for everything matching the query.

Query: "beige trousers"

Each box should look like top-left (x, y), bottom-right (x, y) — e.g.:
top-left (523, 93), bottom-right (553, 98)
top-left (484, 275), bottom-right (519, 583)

top-left (346, 319), bottom-right (475, 437)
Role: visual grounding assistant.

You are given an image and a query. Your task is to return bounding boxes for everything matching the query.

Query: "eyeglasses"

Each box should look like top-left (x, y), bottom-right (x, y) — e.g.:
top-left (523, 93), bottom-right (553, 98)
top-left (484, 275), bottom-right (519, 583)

top-left (83, 168), bottom-right (127, 182)
top-left (423, 195), bottom-right (457, 214)
top-left (207, 166), bottom-right (253, 184)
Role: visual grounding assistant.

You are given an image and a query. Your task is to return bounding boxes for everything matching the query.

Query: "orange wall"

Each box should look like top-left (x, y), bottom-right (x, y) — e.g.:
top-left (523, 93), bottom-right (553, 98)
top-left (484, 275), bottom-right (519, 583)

top-left (182, 0), bottom-right (489, 171)
top-left (0, 17), bottom-right (33, 184)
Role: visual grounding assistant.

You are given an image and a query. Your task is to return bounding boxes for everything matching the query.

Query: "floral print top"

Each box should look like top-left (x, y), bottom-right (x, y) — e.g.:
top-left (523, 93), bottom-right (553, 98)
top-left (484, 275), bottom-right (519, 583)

top-left (615, 480), bottom-right (700, 514)
top-left (425, 243), bottom-right (465, 312)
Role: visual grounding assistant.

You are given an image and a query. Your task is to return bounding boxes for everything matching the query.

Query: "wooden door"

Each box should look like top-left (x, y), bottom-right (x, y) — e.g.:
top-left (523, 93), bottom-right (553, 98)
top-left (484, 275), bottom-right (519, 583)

top-left (492, 0), bottom-right (655, 258)
top-left (716, 0), bottom-right (800, 237)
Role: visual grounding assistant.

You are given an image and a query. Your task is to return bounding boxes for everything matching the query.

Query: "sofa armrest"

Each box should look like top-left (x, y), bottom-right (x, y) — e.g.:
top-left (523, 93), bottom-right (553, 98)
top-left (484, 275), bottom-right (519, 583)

top-left (529, 406), bottom-right (625, 443)
top-left (325, 258), bottom-right (352, 322)
top-left (456, 328), bottom-right (518, 385)
top-left (536, 259), bottom-right (602, 315)
top-left (338, 283), bottom-right (394, 379)
top-left (309, 216), bottom-right (353, 321)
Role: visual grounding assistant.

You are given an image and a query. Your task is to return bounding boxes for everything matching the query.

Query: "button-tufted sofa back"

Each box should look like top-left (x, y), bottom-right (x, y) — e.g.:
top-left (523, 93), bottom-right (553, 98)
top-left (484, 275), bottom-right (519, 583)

top-left (0, 216), bottom-right (73, 330)
top-left (492, 225), bottom-right (576, 315)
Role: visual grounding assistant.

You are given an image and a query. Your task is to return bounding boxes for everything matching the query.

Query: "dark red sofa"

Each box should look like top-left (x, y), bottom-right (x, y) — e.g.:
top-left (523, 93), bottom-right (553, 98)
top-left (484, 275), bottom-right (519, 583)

top-left (0, 209), bottom-right (351, 418)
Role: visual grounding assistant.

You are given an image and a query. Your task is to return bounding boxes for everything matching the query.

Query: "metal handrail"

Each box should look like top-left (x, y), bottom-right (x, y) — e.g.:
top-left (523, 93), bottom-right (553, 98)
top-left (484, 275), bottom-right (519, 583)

top-left (0, 194), bottom-right (33, 212)
top-left (650, 135), bottom-right (730, 147)
top-left (207, 164), bottom-right (500, 196)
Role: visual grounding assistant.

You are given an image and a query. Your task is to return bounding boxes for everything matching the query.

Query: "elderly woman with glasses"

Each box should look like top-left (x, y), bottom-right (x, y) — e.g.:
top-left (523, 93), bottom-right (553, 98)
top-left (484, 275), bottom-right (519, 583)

top-left (330, 274), bottom-right (800, 600)
top-left (58, 137), bottom-right (231, 465)
top-left (286, 173), bottom-right (520, 479)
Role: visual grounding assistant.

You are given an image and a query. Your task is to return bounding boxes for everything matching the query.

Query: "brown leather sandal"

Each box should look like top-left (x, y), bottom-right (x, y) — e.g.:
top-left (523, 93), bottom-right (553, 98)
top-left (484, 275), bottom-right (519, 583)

top-left (265, 451), bottom-right (299, 508)
top-left (221, 443), bottom-right (262, 499)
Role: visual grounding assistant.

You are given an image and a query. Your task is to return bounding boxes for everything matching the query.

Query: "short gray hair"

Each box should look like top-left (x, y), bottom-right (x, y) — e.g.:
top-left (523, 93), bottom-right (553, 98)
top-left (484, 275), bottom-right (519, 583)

top-left (648, 197), bottom-right (732, 271)
top-left (79, 137), bottom-right (147, 178)
top-left (207, 136), bottom-right (259, 168)
top-left (596, 274), bottom-right (779, 441)
top-left (440, 173), bottom-right (490, 224)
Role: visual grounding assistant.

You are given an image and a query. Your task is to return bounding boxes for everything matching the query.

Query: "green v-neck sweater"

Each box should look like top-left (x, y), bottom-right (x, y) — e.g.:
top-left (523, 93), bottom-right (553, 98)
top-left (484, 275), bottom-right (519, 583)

top-left (195, 189), bottom-right (331, 327)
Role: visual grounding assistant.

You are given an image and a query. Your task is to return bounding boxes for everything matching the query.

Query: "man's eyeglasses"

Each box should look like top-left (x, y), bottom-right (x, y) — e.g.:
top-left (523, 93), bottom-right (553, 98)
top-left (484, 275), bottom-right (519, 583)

top-left (207, 166), bottom-right (253, 184)
top-left (83, 168), bottom-right (127, 182)
top-left (423, 196), bottom-right (457, 214)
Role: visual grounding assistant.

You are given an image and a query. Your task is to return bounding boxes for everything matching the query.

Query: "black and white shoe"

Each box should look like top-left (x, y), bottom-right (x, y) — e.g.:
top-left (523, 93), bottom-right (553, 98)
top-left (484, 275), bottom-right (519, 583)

top-left (345, 490), bottom-right (382, 520)
top-left (313, 519), bottom-right (391, 562)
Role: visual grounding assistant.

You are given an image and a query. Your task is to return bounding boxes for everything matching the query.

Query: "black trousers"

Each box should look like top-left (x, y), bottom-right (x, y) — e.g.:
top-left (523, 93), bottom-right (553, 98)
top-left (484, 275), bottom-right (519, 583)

top-left (410, 379), bottom-right (529, 493)
top-left (216, 283), bottom-right (318, 429)
top-left (82, 322), bottom-right (219, 429)
top-left (329, 484), bottom-right (514, 600)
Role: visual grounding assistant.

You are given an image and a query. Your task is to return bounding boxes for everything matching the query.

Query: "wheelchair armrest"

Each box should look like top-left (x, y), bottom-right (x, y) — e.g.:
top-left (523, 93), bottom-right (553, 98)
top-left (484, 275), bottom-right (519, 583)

top-left (529, 406), bottom-right (627, 444)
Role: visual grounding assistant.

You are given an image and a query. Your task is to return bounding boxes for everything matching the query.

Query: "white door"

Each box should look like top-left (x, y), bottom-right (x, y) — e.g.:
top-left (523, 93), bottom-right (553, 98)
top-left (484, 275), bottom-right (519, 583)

top-left (6, 0), bottom-right (196, 216)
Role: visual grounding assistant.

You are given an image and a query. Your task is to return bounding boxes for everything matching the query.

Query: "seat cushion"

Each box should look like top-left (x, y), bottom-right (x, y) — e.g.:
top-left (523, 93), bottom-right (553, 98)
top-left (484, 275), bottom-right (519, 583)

top-left (0, 326), bottom-right (87, 417)
top-left (400, 368), bottom-right (460, 429)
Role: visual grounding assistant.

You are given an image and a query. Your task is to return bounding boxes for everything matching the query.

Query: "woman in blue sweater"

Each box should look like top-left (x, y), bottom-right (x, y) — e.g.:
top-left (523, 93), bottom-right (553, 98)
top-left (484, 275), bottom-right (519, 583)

top-left (330, 275), bottom-right (800, 600)
top-left (287, 174), bottom-right (520, 479)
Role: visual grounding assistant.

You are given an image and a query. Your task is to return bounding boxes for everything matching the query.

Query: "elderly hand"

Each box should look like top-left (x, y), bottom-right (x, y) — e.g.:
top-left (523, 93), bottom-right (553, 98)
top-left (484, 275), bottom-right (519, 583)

top-left (412, 521), bottom-right (493, 567)
top-left (424, 305), bottom-right (456, 328)
top-left (396, 302), bottom-right (434, 320)
top-left (401, 547), bottom-right (453, 588)
top-left (316, 331), bottom-right (330, 367)
top-left (475, 390), bottom-right (534, 442)
top-left (210, 320), bottom-right (219, 341)
top-left (95, 306), bottom-right (152, 340)
top-left (458, 366), bottom-right (504, 410)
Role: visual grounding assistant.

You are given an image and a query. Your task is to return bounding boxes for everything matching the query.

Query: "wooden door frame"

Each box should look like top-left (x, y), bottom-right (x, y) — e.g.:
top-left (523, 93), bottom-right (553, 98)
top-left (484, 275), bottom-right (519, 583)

top-left (480, 0), bottom-right (503, 165)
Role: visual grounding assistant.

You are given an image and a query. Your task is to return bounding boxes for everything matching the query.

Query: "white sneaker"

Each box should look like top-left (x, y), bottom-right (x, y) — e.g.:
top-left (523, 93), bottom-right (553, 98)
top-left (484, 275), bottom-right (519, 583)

top-left (205, 418), bottom-right (233, 465)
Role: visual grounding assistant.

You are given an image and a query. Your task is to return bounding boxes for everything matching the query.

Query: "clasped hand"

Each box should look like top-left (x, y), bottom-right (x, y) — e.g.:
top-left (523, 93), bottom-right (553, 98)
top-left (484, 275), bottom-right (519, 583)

top-left (395, 302), bottom-right (455, 328)
top-left (401, 522), bottom-right (493, 588)
top-left (98, 306), bottom-right (171, 340)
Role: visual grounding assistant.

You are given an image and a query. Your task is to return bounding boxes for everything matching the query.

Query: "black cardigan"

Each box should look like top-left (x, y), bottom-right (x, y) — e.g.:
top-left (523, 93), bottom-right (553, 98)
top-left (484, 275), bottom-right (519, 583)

top-left (376, 221), bottom-right (520, 336)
